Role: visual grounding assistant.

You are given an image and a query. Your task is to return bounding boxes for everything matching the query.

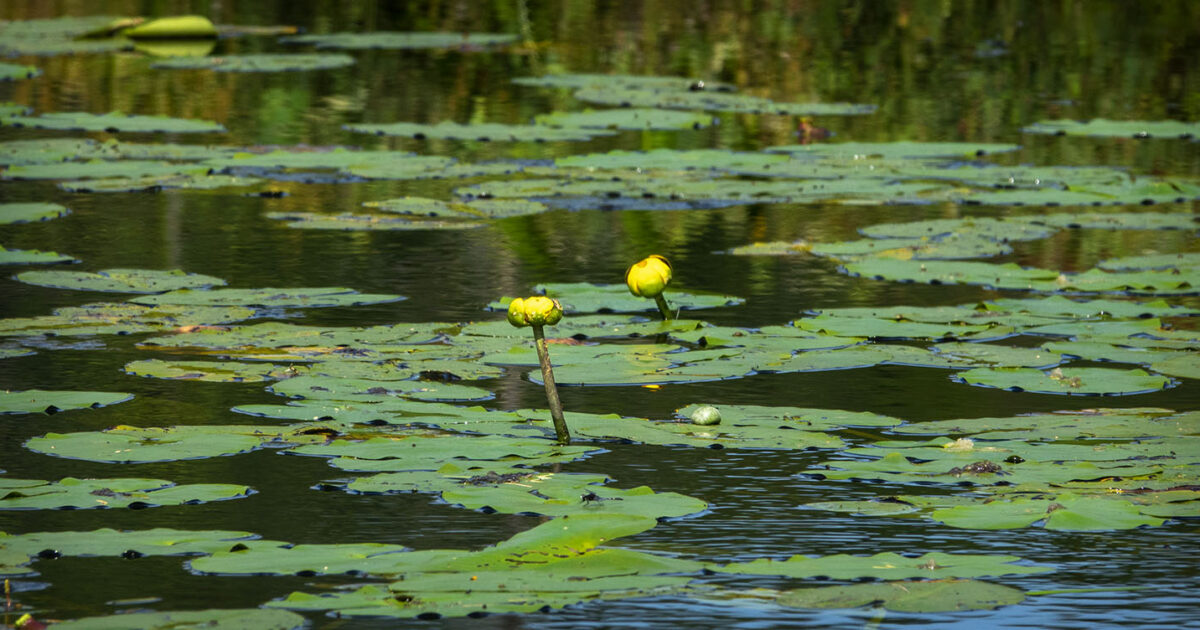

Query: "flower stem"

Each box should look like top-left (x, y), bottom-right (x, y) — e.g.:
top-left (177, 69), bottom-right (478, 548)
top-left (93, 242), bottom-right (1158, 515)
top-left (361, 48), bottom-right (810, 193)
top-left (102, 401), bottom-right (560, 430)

top-left (654, 293), bottom-right (673, 320)
top-left (532, 324), bottom-right (570, 444)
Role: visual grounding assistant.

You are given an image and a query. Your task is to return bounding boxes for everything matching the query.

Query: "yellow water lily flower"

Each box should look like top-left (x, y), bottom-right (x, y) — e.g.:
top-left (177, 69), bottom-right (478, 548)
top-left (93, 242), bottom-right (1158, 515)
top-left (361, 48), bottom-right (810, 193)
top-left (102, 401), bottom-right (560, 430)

top-left (506, 295), bottom-right (564, 328)
top-left (625, 254), bottom-right (672, 298)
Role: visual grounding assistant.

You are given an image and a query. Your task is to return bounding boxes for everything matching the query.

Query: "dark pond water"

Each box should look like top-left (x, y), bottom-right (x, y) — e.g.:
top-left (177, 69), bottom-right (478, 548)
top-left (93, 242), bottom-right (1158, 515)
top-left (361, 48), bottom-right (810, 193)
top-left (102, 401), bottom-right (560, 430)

top-left (1, 1), bottom-right (1199, 628)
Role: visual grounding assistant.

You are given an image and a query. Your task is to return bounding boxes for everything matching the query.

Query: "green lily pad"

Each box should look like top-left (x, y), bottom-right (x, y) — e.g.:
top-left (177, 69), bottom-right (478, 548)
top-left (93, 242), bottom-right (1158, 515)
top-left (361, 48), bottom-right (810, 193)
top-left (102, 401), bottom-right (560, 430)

top-left (130, 287), bottom-right (403, 308)
top-left (931, 494), bottom-right (1167, 530)
top-left (121, 15), bottom-right (217, 38)
top-left (955, 366), bottom-right (1171, 395)
top-left (152, 53), bottom-right (355, 72)
top-left (0, 302), bottom-right (256, 337)
top-left (1099, 252), bottom-right (1200, 271)
top-left (767, 141), bottom-right (1022, 158)
top-left (811, 450), bottom-right (1165, 486)
top-left (0, 245), bottom-right (77, 265)
top-left (51, 609), bottom-right (305, 630)
top-left (4, 160), bottom-right (204, 181)
top-left (857, 216), bottom-right (1057, 242)
top-left (281, 31), bottom-right (518, 50)
top-left (0, 62), bottom-right (40, 81)
top-left (290, 434), bottom-right (589, 471)
top-left (0, 16), bottom-right (136, 56)
top-left (124, 359), bottom-right (292, 382)
top-left (1023, 118), bottom-right (1200, 140)
top-left (804, 500), bottom-right (921, 516)
top-left (513, 73), bottom-right (734, 92)
top-left (0, 527), bottom-right (261, 558)
top-left (674, 404), bottom-right (901, 430)
top-left (556, 148), bottom-right (790, 171)
top-left (794, 314), bottom-right (1003, 341)
top-left (931, 342), bottom-right (1063, 368)
top-left (15, 268), bottom-right (225, 293)
top-left (25, 425), bottom-right (268, 463)
top-left (138, 321), bottom-right (443, 357)
top-left (434, 471), bottom-right (707, 518)
top-left (777, 579), bottom-right (1025, 612)
top-left (572, 86), bottom-right (876, 116)
top-left (268, 211), bottom-right (486, 231)
top-left (492, 282), bottom-right (743, 315)
top-left (0, 389), bottom-right (132, 415)
top-left (2, 112), bottom-right (225, 133)
top-left (0, 103), bottom-right (29, 117)
top-left (60, 172), bottom-right (267, 193)
top-left (0, 138), bottom-right (102, 165)
top-left (535, 108), bottom-right (714, 130)
top-left (365, 197), bottom-right (547, 219)
top-left (716, 551), bottom-right (1051, 580)
top-left (0, 202), bottom-right (69, 224)
top-left (886, 407), bottom-right (1196, 440)
top-left (270, 372), bottom-right (492, 403)
top-left (345, 120), bottom-right (607, 142)
top-left (0, 477), bottom-right (251, 509)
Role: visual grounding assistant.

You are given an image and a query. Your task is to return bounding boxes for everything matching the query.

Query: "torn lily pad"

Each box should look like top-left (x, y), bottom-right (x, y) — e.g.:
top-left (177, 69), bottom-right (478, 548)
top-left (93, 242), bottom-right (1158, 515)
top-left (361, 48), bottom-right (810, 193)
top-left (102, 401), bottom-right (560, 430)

top-left (130, 287), bottom-right (403, 308)
top-left (1, 111), bottom-right (225, 133)
top-left (0, 477), bottom-right (252, 509)
top-left (954, 366), bottom-right (1172, 395)
top-left (0, 389), bottom-right (131, 415)
top-left (152, 53), bottom-right (355, 72)
top-left (1023, 118), bottom-right (1200, 140)
top-left (0, 202), bottom-right (69, 224)
top-left (15, 268), bottom-right (225, 293)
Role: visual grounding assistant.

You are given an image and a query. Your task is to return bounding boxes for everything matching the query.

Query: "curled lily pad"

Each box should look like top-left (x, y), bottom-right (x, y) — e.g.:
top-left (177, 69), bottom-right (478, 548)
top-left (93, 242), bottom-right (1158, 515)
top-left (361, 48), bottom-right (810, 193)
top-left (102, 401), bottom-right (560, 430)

top-left (152, 53), bottom-right (354, 72)
top-left (281, 31), bottom-right (518, 50)
top-left (1023, 118), bottom-right (1200, 140)
top-left (0, 389), bottom-right (132, 415)
top-left (716, 551), bottom-right (1051, 580)
top-left (1, 112), bottom-right (225, 133)
top-left (345, 121), bottom-right (606, 142)
top-left (0, 62), bottom-right (40, 81)
top-left (51, 609), bottom-right (305, 630)
top-left (777, 579), bottom-right (1025, 612)
top-left (954, 366), bottom-right (1172, 395)
top-left (130, 287), bottom-right (403, 308)
top-left (0, 246), bottom-right (77, 265)
top-left (535, 108), bottom-right (714, 130)
top-left (15, 268), bottom-right (225, 293)
top-left (25, 425), bottom-right (267, 463)
top-left (0, 477), bottom-right (252, 510)
top-left (0, 202), bottom-right (69, 224)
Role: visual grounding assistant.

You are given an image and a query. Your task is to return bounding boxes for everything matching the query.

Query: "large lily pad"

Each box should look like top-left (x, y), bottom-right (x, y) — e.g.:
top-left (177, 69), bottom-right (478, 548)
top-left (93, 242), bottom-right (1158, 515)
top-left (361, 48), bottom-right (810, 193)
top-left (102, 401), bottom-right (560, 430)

top-left (0, 16), bottom-right (136, 56)
top-left (345, 121), bottom-right (606, 142)
top-left (51, 609), bottom-right (305, 630)
top-left (130, 287), bottom-right (403, 308)
top-left (954, 366), bottom-right (1172, 395)
top-left (492, 282), bottom-right (743, 315)
top-left (535, 108), bottom-right (714, 130)
top-left (4, 160), bottom-right (204, 181)
top-left (1023, 118), bottom-right (1200, 140)
top-left (931, 494), bottom-right (1168, 530)
top-left (0, 202), bottom-right (69, 224)
top-left (61, 172), bottom-right (266, 193)
top-left (124, 359), bottom-right (292, 382)
top-left (716, 551), bottom-right (1051, 580)
top-left (15, 268), bottom-right (225, 293)
top-left (1, 112), bottom-right (225, 133)
top-left (25, 425), bottom-right (268, 463)
top-left (767, 141), bottom-right (1022, 158)
top-left (0, 527), bottom-right (261, 558)
top-left (777, 579), bottom-right (1025, 612)
top-left (0, 302), bottom-right (256, 337)
top-left (0, 62), bottom-right (40, 81)
top-left (281, 31), bottom-right (518, 50)
top-left (573, 86), bottom-right (876, 115)
top-left (0, 389), bottom-right (132, 415)
top-left (152, 53), bottom-right (354, 72)
top-left (289, 434), bottom-right (590, 471)
top-left (366, 197), bottom-right (547, 219)
top-left (513, 73), bottom-right (734, 92)
top-left (0, 477), bottom-right (252, 509)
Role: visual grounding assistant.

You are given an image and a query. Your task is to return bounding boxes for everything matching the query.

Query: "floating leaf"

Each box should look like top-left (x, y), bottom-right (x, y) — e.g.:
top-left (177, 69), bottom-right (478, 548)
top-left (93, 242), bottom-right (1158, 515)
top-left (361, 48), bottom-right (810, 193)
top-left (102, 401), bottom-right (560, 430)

top-left (767, 141), bottom-right (1021, 158)
top-left (931, 495), bottom-right (1167, 530)
top-left (289, 434), bottom-right (587, 471)
top-left (1099, 252), bottom-right (1200, 271)
top-left (573, 86), bottom-right (876, 116)
top-left (152, 53), bottom-right (354, 72)
top-left (0, 527), bottom-right (262, 558)
top-left (124, 359), bottom-right (292, 382)
top-left (0, 245), bottom-right (77, 265)
top-left (0, 16), bottom-right (135, 56)
top-left (777, 579), bottom-right (1025, 612)
top-left (0, 389), bottom-right (132, 415)
top-left (535, 108), bottom-right (714, 130)
top-left (1, 112), bottom-right (225, 133)
top-left (955, 366), bottom-right (1171, 395)
top-left (931, 342), bottom-right (1063, 368)
top-left (556, 148), bottom-right (790, 171)
top-left (513, 73), bottom-right (734, 92)
top-left (491, 282), bottom-right (743, 315)
top-left (25, 425), bottom-right (268, 463)
top-left (1023, 118), bottom-right (1200, 140)
top-left (15, 268), bottom-right (225, 293)
top-left (716, 551), bottom-right (1051, 580)
top-left (51, 609), bottom-right (305, 630)
top-left (365, 197), bottom-right (547, 219)
top-left (886, 408), bottom-right (1197, 440)
top-left (281, 31), bottom-right (518, 50)
top-left (345, 120), bottom-right (606, 142)
top-left (0, 302), bottom-right (255, 337)
top-left (0, 62), bottom-right (40, 81)
top-left (804, 500), bottom-right (921, 516)
top-left (130, 287), bottom-right (403, 308)
top-left (0, 138), bottom-right (102, 165)
top-left (4, 160), bottom-right (204, 181)
top-left (0, 202), bottom-right (69, 224)
top-left (673, 404), bottom-right (901, 430)
top-left (61, 173), bottom-right (266, 193)
top-left (0, 477), bottom-right (251, 509)
top-left (121, 15), bottom-right (217, 39)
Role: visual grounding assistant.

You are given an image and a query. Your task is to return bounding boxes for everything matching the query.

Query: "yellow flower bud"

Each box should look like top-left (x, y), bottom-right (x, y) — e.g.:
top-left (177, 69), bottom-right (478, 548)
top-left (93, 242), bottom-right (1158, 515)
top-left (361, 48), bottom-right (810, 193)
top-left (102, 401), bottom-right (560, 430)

top-left (625, 254), bottom-right (672, 298)
top-left (506, 297), bottom-right (529, 328)
top-left (523, 295), bottom-right (563, 326)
